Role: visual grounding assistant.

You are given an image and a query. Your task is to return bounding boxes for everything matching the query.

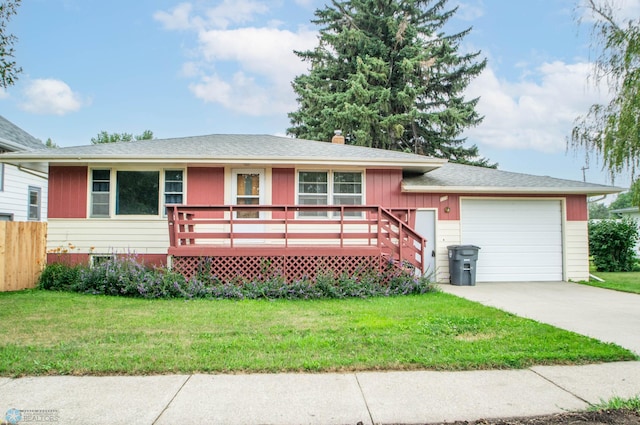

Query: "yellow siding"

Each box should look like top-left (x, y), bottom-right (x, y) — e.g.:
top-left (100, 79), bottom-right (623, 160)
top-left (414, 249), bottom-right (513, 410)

top-left (47, 219), bottom-right (170, 255)
top-left (435, 220), bottom-right (461, 283)
top-left (565, 220), bottom-right (589, 282)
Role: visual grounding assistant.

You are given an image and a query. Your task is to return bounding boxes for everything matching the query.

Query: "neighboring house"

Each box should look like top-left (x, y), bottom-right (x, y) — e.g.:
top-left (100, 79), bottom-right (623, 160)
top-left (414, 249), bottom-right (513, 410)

top-left (610, 207), bottom-right (640, 256)
top-left (0, 116), bottom-right (48, 222)
top-left (0, 134), bottom-right (622, 283)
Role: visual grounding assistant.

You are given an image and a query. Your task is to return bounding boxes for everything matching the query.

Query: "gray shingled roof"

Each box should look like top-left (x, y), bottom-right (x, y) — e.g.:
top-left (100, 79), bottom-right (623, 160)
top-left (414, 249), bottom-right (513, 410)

top-left (402, 162), bottom-right (623, 195)
top-left (0, 115), bottom-right (46, 151)
top-left (0, 134), bottom-right (445, 172)
top-left (0, 132), bottom-right (624, 194)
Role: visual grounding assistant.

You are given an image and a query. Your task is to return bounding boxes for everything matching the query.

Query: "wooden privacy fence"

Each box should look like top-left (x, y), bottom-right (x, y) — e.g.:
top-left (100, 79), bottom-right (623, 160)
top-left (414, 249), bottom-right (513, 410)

top-left (0, 221), bottom-right (47, 291)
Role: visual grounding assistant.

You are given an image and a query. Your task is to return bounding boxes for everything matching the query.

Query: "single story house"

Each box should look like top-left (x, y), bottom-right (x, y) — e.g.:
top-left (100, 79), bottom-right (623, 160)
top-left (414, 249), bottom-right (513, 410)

top-left (0, 115), bottom-right (48, 222)
top-left (0, 133), bottom-right (622, 283)
top-left (610, 206), bottom-right (640, 256)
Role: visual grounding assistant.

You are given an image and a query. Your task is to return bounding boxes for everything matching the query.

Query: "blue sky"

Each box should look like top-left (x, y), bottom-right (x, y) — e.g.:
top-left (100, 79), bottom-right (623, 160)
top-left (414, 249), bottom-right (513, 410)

top-left (2, 0), bottom-right (639, 191)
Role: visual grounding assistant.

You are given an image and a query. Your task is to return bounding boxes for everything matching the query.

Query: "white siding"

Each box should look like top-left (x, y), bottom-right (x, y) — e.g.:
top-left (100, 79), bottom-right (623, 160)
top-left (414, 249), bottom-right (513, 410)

top-left (434, 220), bottom-right (461, 283)
top-left (565, 220), bottom-right (589, 282)
top-left (47, 219), bottom-right (169, 254)
top-left (619, 211), bottom-right (640, 256)
top-left (0, 164), bottom-right (48, 222)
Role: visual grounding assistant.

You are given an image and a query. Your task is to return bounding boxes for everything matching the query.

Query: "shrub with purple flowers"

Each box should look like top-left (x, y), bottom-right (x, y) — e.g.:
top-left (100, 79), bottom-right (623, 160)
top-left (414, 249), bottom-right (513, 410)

top-left (39, 254), bottom-right (435, 300)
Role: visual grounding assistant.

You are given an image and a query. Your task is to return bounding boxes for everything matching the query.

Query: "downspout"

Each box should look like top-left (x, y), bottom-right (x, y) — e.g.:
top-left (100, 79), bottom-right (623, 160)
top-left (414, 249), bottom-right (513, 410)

top-left (18, 165), bottom-right (48, 180)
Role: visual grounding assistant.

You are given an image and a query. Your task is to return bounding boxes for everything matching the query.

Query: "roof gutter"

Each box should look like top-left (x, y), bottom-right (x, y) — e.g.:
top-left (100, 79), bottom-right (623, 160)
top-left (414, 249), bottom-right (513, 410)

top-left (0, 155), bottom-right (447, 173)
top-left (401, 184), bottom-right (624, 196)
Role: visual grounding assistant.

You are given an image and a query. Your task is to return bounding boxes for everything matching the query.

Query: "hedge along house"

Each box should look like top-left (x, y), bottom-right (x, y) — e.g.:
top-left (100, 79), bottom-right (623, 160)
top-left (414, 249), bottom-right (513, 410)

top-left (0, 133), bottom-right (621, 283)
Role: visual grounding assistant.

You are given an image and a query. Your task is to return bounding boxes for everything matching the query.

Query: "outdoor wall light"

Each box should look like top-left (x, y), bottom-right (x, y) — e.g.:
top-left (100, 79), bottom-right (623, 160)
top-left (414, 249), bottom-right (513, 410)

top-left (444, 206), bottom-right (451, 213)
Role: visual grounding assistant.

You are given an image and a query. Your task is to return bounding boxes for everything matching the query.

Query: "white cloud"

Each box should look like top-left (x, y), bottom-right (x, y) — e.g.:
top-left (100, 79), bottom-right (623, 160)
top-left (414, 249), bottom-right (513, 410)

top-left (154, 0), bottom-right (269, 31)
top-left (153, 3), bottom-right (196, 30)
top-left (0, 88), bottom-right (8, 99)
top-left (155, 2), bottom-right (318, 116)
top-left (579, 0), bottom-right (640, 23)
top-left (205, 0), bottom-right (269, 29)
top-left (20, 78), bottom-right (85, 115)
top-left (190, 72), bottom-right (274, 115)
top-left (465, 61), bottom-right (610, 153)
top-left (197, 27), bottom-right (316, 83)
top-left (454, 0), bottom-right (485, 21)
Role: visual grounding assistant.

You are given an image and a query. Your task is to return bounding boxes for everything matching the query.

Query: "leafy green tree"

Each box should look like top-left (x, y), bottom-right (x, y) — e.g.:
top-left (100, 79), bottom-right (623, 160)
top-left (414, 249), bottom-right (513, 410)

top-left (0, 0), bottom-right (22, 88)
top-left (570, 0), bottom-right (640, 205)
top-left (589, 218), bottom-right (638, 272)
top-left (609, 191), bottom-right (634, 211)
top-left (588, 201), bottom-right (610, 219)
top-left (288, 0), bottom-right (494, 167)
top-left (91, 130), bottom-right (154, 144)
top-left (45, 137), bottom-right (58, 148)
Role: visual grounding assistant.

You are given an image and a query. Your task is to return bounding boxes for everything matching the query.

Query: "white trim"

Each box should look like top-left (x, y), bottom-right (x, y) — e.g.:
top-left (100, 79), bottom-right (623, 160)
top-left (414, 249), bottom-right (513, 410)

top-left (295, 168), bottom-right (366, 218)
top-left (87, 166), bottom-right (187, 219)
top-left (415, 208), bottom-right (438, 277)
top-left (231, 168), bottom-right (266, 219)
top-left (459, 197), bottom-right (567, 282)
top-left (402, 184), bottom-right (622, 196)
top-left (1, 155), bottom-right (445, 174)
top-left (27, 185), bottom-right (42, 221)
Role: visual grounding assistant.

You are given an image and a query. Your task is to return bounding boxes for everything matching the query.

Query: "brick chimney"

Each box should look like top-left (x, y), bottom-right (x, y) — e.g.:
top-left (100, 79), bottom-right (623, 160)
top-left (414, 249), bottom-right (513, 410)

top-left (331, 130), bottom-right (345, 145)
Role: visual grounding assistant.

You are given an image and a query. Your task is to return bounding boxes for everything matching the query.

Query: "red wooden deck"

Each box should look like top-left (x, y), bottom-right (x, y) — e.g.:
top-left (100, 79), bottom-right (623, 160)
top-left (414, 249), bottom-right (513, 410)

top-left (167, 205), bottom-right (426, 282)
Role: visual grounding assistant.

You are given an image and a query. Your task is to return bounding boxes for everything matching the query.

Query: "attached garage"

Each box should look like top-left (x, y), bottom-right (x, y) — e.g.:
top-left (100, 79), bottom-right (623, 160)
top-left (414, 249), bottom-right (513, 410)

top-left (460, 199), bottom-right (563, 282)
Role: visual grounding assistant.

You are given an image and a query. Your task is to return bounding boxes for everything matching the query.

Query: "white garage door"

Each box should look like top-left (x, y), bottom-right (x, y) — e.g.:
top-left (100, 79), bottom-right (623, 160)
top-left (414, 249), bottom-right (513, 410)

top-left (460, 199), bottom-right (563, 282)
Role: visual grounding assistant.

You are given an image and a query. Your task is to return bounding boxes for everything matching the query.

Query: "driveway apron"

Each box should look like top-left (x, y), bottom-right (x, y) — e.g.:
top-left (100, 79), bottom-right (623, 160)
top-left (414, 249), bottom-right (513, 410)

top-left (439, 281), bottom-right (640, 355)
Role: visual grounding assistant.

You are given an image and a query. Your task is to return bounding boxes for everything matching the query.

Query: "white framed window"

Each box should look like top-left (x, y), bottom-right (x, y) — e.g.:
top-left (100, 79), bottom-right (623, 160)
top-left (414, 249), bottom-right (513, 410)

top-left (89, 168), bottom-right (185, 218)
top-left (297, 170), bottom-right (363, 217)
top-left (28, 186), bottom-right (41, 221)
top-left (91, 169), bottom-right (111, 218)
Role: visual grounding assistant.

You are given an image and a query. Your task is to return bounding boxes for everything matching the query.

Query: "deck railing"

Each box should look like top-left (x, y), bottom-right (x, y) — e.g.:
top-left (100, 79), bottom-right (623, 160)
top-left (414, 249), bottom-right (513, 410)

top-left (166, 205), bottom-right (426, 272)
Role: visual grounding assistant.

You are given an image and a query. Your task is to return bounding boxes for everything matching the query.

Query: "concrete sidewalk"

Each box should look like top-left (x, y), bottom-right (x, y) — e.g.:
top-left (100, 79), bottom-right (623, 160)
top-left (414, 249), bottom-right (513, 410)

top-left (1, 361), bottom-right (639, 425)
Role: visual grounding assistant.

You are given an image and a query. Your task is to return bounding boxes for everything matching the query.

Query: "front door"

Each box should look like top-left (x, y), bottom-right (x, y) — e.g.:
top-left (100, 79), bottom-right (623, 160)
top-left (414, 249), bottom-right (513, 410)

top-left (231, 169), bottom-right (265, 239)
top-left (414, 209), bottom-right (436, 276)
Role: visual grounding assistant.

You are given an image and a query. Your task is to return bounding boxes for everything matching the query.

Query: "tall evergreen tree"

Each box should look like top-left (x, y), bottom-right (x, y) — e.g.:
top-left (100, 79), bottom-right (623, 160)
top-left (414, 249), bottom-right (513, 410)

top-left (288, 0), bottom-right (494, 167)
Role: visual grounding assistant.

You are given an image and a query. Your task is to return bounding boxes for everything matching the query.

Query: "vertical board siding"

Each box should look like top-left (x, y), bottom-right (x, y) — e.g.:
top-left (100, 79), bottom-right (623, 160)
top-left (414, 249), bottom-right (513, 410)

top-left (565, 220), bottom-right (589, 282)
top-left (187, 167), bottom-right (225, 204)
top-left (566, 195), bottom-right (588, 221)
top-left (187, 167), bottom-right (225, 218)
top-left (48, 166), bottom-right (87, 218)
top-left (272, 168), bottom-right (295, 219)
top-left (366, 169), bottom-right (459, 219)
top-left (0, 222), bottom-right (47, 291)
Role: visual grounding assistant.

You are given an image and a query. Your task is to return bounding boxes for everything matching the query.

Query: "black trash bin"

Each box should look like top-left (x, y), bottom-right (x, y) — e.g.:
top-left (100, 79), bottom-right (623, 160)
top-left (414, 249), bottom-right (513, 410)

top-left (447, 245), bottom-right (480, 286)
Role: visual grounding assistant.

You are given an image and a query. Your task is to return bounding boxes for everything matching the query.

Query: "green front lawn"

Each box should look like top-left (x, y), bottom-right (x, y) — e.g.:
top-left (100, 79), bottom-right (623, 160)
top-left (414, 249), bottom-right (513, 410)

top-left (0, 290), bottom-right (634, 376)
top-left (587, 271), bottom-right (640, 294)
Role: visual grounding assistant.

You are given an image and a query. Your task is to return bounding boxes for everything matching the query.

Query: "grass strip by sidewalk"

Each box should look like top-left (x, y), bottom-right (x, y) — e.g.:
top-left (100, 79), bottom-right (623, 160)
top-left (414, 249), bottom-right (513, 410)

top-left (0, 290), bottom-right (635, 376)
top-left (585, 271), bottom-right (640, 294)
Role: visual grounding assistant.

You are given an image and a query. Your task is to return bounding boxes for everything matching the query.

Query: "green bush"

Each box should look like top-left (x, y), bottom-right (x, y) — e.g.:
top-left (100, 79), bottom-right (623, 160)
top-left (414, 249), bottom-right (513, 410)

top-left (37, 255), bottom-right (435, 300)
top-left (38, 262), bottom-right (82, 291)
top-left (589, 218), bottom-right (639, 272)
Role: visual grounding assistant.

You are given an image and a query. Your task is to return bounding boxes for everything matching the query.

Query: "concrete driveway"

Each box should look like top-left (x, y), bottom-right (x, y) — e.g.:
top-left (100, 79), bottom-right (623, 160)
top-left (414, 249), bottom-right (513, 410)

top-left (439, 281), bottom-right (640, 355)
